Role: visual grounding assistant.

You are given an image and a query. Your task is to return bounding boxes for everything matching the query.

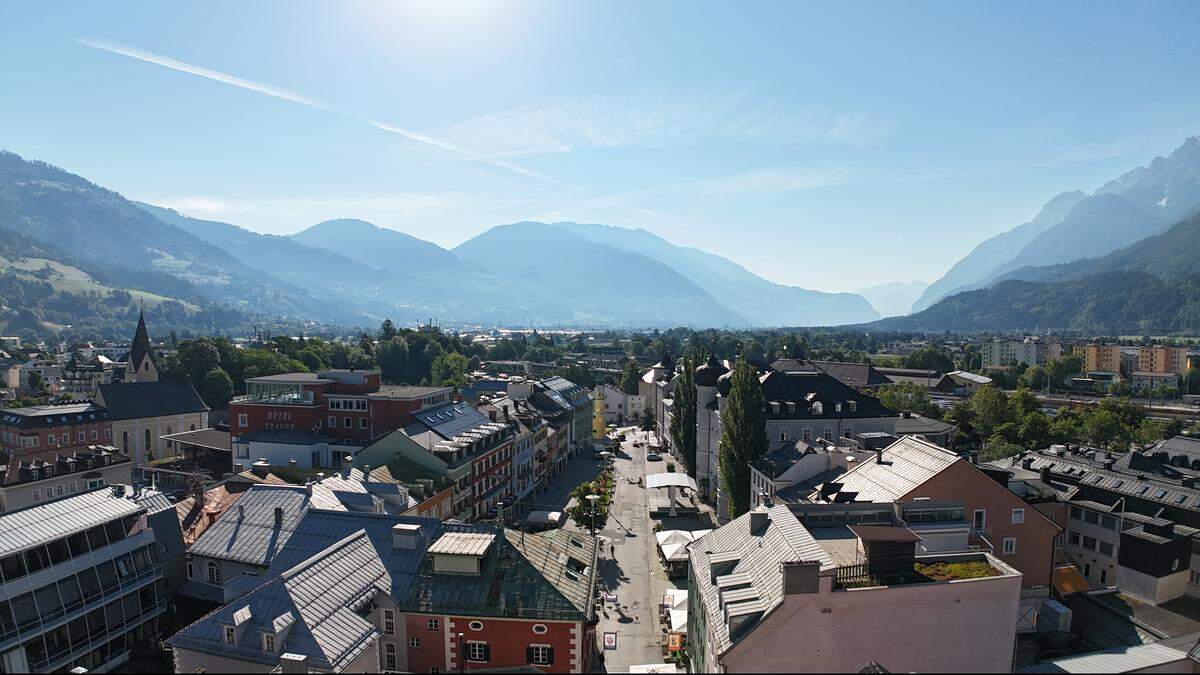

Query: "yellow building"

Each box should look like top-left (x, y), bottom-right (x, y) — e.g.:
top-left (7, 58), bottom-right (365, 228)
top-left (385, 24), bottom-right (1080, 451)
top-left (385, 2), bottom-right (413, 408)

top-left (1077, 344), bottom-right (1122, 373)
top-left (1138, 345), bottom-right (1189, 375)
top-left (593, 385), bottom-right (608, 439)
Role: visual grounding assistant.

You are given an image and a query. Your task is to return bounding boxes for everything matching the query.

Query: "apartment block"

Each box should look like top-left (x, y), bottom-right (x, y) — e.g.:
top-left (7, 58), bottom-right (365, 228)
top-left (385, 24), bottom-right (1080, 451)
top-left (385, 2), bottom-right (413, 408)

top-left (1138, 345), bottom-right (1190, 376)
top-left (1075, 344), bottom-right (1123, 374)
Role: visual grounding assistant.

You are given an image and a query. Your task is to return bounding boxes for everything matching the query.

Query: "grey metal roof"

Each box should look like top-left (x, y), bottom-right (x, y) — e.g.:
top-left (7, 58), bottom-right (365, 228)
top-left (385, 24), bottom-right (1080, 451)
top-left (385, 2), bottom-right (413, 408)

top-left (0, 486), bottom-right (145, 556)
top-left (186, 485), bottom-right (311, 567)
top-left (816, 436), bottom-right (959, 503)
top-left (97, 379), bottom-right (208, 420)
top-left (689, 505), bottom-right (833, 658)
top-left (161, 427), bottom-right (230, 452)
top-left (1018, 641), bottom-right (1190, 673)
top-left (171, 529), bottom-right (389, 670)
top-left (171, 513), bottom-right (598, 668)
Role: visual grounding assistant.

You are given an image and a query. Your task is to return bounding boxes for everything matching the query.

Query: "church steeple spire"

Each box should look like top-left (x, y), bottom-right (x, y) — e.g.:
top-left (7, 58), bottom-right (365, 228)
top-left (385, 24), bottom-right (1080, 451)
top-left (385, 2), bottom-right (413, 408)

top-left (124, 309), bottom-right (158, 383)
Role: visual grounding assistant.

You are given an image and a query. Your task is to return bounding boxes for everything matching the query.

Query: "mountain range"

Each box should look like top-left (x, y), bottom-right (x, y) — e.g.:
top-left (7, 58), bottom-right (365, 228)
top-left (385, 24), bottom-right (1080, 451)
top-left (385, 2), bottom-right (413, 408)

top-left (912, 136), bottom-right (1200, 314)
top-left (0, 149), bottom-right (880, 335)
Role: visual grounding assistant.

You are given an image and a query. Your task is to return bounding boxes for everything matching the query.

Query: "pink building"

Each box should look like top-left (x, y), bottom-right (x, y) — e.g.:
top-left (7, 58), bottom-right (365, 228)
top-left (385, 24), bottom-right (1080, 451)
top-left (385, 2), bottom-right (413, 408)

top-left (687, 504), bottom-right (1022, 673)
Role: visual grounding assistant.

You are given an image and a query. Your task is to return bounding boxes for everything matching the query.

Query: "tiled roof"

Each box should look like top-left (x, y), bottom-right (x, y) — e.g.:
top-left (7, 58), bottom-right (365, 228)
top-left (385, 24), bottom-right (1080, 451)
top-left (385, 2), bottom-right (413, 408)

top-left (97, 379), bottom-right (208, 420)
top-left (689, 505), bottom-right (833, 657)
top-left (814, 436), bottom-right (958, 503)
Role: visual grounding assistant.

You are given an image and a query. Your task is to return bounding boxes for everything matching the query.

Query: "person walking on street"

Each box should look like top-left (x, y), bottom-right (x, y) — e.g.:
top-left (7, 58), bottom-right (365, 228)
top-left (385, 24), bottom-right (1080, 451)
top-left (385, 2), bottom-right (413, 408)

top-left (610, 543), bottom-right (616, 558)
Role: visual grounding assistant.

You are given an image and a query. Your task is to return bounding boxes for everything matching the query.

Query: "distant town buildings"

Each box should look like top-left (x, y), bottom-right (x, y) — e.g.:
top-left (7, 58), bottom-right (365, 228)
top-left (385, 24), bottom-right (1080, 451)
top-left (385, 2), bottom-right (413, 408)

top-left (982, 338), bottom-right (1062, 369)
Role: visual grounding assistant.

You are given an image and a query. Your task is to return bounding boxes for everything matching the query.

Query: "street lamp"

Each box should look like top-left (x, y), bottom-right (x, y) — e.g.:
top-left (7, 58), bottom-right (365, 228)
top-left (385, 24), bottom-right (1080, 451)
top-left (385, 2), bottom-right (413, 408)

top-left (585, 494), bottom-right (601, 535)
top-left (457, 632), bottom-right (466, 673)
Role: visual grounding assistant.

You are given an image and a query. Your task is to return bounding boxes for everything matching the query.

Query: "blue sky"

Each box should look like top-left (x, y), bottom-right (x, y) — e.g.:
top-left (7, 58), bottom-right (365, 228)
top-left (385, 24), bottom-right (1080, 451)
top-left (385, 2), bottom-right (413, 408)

top-left (3, 1), bottom-right (1199, 292)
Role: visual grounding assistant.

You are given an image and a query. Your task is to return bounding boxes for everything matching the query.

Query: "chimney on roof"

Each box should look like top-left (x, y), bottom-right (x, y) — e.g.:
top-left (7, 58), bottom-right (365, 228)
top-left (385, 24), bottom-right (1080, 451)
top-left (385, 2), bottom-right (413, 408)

top-left (875, 448), bottom-right (884, 465)
top-left (1103, 457), bottom-right (1115, 471)
top-left (392, 522), bottom-right (422, 550)
top-left (749, 507), bottom-right (769, 535)
top-left (362, 464), bottom-right (371, 480)
top-left (1184, 477), bottom-right (1197, 489)
top-left (251, 459), bottom-right (270, 478)
top-left (1021, 457), bottom-right (1034, 471)
top-left (288, 457), bottom-right (297, 469)
top-left (274, 507), bottom-right (283, 528)
top-left (1040, 465), bottom-right (1052, 485)
top-left (279, 653), bottom-right (309, 675)
top-left (782, 560), bottom-right (820, 595)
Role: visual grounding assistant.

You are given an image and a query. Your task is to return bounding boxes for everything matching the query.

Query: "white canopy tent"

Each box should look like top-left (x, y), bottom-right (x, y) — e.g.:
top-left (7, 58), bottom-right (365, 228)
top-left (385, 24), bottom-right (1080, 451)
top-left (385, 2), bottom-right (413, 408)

top-left (655, 530), bottom-right (711, 563)
top-left (645, 473), bottom-right (699, 516)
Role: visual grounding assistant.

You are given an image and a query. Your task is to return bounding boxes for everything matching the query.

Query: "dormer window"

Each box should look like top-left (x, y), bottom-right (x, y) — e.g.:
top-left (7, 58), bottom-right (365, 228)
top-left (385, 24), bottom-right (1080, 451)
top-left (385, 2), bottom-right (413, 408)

top-left (811, 402), bottom-right (824, 415)
top-left (224, 626), bottom-right (236, 645)
top-left (848, 401), bottom-right (857, 412)
top-left (262, 632), bottom-right (276, 652)
top-left (835, 402), bottom-right (842, 413)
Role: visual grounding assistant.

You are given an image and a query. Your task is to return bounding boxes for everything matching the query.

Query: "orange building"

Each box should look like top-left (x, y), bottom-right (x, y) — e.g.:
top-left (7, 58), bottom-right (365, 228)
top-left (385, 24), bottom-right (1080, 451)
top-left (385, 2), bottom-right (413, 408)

top-left (1138, 345), bottom-right (1190, 375)
top-left (1075, 344), bottom-right (1122, 373)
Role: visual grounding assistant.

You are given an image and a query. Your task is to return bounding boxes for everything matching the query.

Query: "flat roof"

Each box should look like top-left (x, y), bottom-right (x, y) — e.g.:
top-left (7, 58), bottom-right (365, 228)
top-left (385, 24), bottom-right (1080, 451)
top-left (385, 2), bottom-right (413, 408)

top-left (162, 427), bottom-right (230, 451)
top-left (0, 487), bottom-right (145, 556)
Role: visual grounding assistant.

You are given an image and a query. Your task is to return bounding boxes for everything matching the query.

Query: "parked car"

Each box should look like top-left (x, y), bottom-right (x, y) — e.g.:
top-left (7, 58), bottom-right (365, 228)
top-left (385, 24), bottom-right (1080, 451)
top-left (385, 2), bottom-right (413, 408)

top-left (646, 452), bottom-right (662, 461)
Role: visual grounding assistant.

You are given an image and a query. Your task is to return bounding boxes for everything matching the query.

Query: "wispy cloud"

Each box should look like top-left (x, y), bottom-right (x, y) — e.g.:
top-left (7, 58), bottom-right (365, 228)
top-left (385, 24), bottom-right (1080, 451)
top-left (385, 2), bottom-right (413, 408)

top-left (77, 38), bottom-right (553, 182)
top-left (443, 94), bottom-right (891, 158)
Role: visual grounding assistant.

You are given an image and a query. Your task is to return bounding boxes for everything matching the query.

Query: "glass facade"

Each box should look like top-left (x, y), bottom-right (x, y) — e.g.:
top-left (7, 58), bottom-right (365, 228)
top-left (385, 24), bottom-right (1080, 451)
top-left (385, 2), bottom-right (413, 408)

top-left (0, 513), bottom-right (166, 673)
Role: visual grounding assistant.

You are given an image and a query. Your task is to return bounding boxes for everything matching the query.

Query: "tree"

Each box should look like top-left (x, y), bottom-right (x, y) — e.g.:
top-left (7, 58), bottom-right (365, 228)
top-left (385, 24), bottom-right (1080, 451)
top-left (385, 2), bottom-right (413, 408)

top-left (566, 481), bottom-right (610, 533)
top-left (201, 368), bottom-right (235, 409)
top-left (619, 360), bottom-right (641, 395)
top-left (945, 401), bottom-right (979, 447)
top-left (1017, 412), bottom-right (1051, 449)
top-left (27, 371), bottom-right (44, 393)
top-left (1186, 368), bottom-right (1200, 396)
top-left (430, 352), bottom-right (469, 389)
top-left (377, 337), bottom-right (410, 384)
top-left (718, 358), bottom-right (766, 519)
top-left (1084, 410), bottom-right (1123, 451)
top-left (640, 410), bottom-right (656, 432)
top-left (902, 347), bottom-right (954, 373)
top-left (1019, 366), bottom-right (1047, 390)
top-left (876, 383), bottom-right (941, 419)
top-left (670, 354), bottom-right (698, 476)
top-left (970, 384), bottom-right (1010, 440)
top-left (1010, 387), bottom-right (1039, 417)
top-left (377, 319), bottom-right (399, 343)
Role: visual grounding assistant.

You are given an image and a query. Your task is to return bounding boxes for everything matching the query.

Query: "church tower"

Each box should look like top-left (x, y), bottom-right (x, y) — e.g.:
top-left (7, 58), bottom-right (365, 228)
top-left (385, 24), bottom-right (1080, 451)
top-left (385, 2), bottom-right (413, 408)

top-left (123, 310), bottom-right (159, 383)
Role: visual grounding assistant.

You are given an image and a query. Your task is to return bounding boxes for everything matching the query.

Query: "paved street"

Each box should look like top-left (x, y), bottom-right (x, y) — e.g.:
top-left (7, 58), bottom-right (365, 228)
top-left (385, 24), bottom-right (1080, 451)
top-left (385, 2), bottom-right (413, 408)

top-left (591, 428), bottom-right (680, 672)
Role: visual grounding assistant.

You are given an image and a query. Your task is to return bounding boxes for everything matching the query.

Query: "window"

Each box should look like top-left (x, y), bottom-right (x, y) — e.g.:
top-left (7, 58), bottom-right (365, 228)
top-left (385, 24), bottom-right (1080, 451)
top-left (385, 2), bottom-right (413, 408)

top-left (528, 645), bottom-right (553, 666)
top-left (1101, 515), bottom-right (1117, 530)
top-left (224, 626), bottom-right (236, 645)
top-left (1190, 570), bottom-right (1200, 585)
top-left (467, 642), bottom-right (490, 662)
top-left (1082, 535), bottom-right (1097, 551)
top-left (187, 563), bottom-right (194, 579)
top-left (207, 561), bottom-right (220, 584)
top-left (1099, 541), bottom-right (1114, 556)
top-left (1069, 505), bottom-right (1081, 520)
top-left (69, 482), bottom-right (76, 493)
top-left (344, 417), bottom-right (351, 429)
top-left (263, 633), bottom-right (276, 652)
top-left (78, 431), bottom-right (85, 443)
top-left (972, 509), bottom-right (986, 531)
top-left (427, 618), bottom-right (440, 630)
top-left (1053, 534), bottom-right (1064, 550)
top-left (1100, 569), bottom-right (1108, 584)
top-left (90, 429), bottom-right (97, 440)
top-left (1068, 530), bottom-right (1080, 546)
top-left (383, 609), bottom-right (395, 635)
top-left (32, 490), bottom-right (40, 502)
top-left (1002, 538), bottom-right (1016, 555)
top-left (237, 413), bottom-right (248, 428)
top-left (1011, 508), bottom-right (1025, 524)
top-left (56, 485), bottom-right (63, 496)
top-left (328, 416), bottom-right (336, 429)
top-left (385, 643), bottom-right (397, 669)
top-left (360, 418), bottom-right (368, 430)
top-left (532, 624), bottom-right (548, 634)
top-left (408, 637), bottom-right (421, 648)
top-left (1084, 510), bottom-right (1099, 525)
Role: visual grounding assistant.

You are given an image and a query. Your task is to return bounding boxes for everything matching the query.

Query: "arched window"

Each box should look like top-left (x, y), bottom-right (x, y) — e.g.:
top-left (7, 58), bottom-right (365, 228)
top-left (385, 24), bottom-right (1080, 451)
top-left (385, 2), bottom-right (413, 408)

top-left (206, 561), bottom-right (220, 584)
top-left (190, 424), bottom-right (196, 432)
top-left (122, 431), bottom-right (129, 453)
top-left (144, 428), bottom-right (152, 452)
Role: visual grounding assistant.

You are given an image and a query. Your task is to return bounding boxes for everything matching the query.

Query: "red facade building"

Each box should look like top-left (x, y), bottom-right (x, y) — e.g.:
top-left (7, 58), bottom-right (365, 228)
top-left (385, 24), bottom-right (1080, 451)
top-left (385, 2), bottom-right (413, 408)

top-left (229, 370), bottom-right (452, 443)
top-left (0, 402), bottom-right (112, 457)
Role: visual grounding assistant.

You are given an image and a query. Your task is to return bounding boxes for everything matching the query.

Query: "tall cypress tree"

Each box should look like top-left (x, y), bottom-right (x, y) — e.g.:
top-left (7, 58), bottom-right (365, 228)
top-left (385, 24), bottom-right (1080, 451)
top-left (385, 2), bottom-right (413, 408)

top-left (718, 357), bottom-right (767, 518)
top-left (670, 354), bottom-right (698, 476)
